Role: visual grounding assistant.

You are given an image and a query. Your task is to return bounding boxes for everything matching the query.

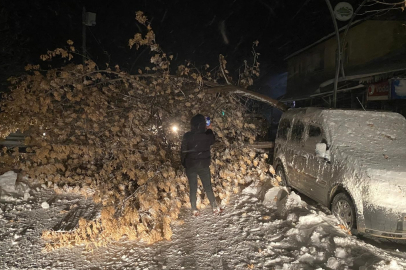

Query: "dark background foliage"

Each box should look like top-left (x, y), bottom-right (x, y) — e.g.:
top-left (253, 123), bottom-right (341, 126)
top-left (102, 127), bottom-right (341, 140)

top-left (0, 1), bottom-right (364, 85)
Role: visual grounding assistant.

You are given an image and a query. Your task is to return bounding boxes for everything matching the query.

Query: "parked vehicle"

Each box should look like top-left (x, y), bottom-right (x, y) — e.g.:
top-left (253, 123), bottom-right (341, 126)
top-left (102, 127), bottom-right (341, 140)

top-left (273, 107), bottom-right (406, 239)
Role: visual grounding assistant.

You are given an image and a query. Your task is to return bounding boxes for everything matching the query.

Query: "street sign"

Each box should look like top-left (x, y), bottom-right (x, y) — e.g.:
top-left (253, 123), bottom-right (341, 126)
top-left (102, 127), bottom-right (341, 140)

top-left (367, 81), bottom-right (390, 101)
top-left (391, 79), bottom-right (406, 99)
top-left (334, 2), bottom-right (353, 22)
top-left (85, 12), bottom-right (96, 26)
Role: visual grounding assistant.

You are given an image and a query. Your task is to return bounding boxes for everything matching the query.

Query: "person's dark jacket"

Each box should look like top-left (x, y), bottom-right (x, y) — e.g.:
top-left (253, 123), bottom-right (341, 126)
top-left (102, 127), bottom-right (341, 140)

top-left (181, 114), bottom-right (215, 168)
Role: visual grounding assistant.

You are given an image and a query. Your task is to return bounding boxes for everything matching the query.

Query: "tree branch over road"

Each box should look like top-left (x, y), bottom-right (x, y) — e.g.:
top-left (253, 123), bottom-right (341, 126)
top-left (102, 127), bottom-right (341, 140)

top-left (205, 85), bottom-right (288, 112)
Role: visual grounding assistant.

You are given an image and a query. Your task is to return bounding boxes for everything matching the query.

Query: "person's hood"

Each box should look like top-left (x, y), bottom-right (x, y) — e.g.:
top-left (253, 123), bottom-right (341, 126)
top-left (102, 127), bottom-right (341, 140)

top-left (191, 114), bottom-right (206, 133)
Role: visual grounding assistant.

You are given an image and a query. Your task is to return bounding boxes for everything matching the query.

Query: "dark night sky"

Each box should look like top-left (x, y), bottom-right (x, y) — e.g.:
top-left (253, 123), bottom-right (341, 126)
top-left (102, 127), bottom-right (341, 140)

top-left (1, 0), bottom-right (384, 82)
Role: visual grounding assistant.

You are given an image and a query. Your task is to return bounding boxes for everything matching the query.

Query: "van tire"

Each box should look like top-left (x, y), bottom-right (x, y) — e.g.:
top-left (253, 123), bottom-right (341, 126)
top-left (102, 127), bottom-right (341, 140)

top-left (275, 165), bottom-right (288, 187)
top-left (331, 193), bottom-right (356, 230)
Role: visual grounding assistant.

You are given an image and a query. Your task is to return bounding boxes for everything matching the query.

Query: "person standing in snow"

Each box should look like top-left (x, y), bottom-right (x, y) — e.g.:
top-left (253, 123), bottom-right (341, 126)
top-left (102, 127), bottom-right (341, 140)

top-left (181, 114), bottom-right (220, 216)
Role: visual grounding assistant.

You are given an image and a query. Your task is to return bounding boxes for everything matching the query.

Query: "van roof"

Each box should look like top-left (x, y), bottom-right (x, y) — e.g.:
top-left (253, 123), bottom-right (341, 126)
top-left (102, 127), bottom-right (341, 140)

top-left (283, 107), bottom-right (402, 118)
top-left (281, 107), bottom-right (405, 127)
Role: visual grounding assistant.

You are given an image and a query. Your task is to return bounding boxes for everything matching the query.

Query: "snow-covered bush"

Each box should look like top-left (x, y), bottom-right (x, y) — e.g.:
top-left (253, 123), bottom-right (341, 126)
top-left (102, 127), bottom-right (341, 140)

top-left (0, 12), bottom-right (274, 250)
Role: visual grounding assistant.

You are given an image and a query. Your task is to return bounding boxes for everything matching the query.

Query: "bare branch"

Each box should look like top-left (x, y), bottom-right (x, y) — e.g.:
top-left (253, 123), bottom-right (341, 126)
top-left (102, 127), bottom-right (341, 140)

top-left (371, 0), bottom-right (406, 6)
top-left (357, 6), bottom-right (405, 15)
top-left (219, 55), bottom-right (232, 85)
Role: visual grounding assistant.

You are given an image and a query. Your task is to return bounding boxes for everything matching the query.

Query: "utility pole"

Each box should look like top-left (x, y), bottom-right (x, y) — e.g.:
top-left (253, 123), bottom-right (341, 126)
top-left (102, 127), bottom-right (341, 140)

top-left (82, 8), bottom-right (96, 66)
top-left (341, 0), bottom-right (368, 78)
top-left (82, 6), bottom-right (87, 65)
top-left (325, 0), bottom-right (341, 108)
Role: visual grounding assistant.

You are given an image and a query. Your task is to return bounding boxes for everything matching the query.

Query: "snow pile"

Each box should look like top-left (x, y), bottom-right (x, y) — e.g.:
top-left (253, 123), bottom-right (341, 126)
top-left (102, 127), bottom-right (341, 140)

top-left (375, 260), bottom-right (405, 270)
top-left (41, 202), bottom-right (50, 209)
top-left (0, 171), bottom-right (30, 202)
top-left (0, 171), bottom-right (17, 192)
top-left (262, 186), bottom-right (290, 210)
top-left (1, 180), bottom-right (406, 269)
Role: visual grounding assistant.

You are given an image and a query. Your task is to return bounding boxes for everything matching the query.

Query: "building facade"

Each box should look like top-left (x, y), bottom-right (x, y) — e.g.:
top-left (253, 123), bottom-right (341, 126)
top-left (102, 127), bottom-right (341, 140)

top-left (284, 19), bottom-right (406, 115)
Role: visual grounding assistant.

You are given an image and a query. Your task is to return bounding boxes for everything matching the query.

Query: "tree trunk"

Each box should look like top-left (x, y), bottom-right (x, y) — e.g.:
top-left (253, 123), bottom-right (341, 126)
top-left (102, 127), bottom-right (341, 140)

top-left (206, 85), bottom-right (289, 112)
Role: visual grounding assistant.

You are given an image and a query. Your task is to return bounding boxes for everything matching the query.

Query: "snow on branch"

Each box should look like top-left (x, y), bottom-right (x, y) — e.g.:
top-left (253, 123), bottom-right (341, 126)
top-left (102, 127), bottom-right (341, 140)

top-left (206, 85), bottom-right (289, 112)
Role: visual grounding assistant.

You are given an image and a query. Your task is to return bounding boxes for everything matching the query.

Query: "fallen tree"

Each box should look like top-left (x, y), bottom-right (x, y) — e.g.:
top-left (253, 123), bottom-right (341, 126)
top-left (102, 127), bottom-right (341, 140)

top-left (205, 85), bottom-right (288, 112)
top-left (0, 11), bottom-right (279, 250)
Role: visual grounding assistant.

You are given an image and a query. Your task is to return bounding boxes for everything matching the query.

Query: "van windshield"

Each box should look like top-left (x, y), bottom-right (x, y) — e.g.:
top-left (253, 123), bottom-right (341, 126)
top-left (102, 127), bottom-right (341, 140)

top-left (324, 110), bottom-right (406, 152)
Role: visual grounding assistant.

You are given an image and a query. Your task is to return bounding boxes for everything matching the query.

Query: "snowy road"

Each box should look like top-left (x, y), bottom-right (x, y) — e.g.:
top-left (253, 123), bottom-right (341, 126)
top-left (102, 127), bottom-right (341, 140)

top-left (1, 174), bottom-right (406, 269)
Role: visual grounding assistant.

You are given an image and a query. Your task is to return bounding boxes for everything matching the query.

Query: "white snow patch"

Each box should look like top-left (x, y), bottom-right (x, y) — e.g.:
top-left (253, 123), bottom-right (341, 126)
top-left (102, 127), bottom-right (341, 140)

top-left (298, 253), bottom-right (315, 263)
top-left (310, 231), bottom-right (321, 244)
top-left (1, 175), bottom-right (406, 269)
top-left (23, 191), bottom-right (30, 200)
top-left (297, 213), bottom-right (324, 226)
top-left (286, 213), bottom-right (298, 222)
top-left (0, 171), bottom-right (17, 193)
top-left (335, 247), bottom-right (347, 258)
top-left (375, 260), bottom-right (404, 270)
top-left (41, 201), bottom-right (50, 209)
top-left (327, 257), bottom-right (341, 269)
top-left (263, 187), bottom-right (284, 207)
top-left (285, 191), bottom-right (306, 210)
top-left (0, 171), bottom-right (32, 203)
top-left (241, 185), bottom-right (258, 195)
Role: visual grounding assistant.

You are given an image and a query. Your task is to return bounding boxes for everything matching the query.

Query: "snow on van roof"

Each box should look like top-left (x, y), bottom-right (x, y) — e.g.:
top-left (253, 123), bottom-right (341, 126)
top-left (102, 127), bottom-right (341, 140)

top-left (284, 108), bottom-right (406, 133)
top-left (284, 108), bottom-right (406, 159)
top-left (320, 109), bottom-right (406, 147)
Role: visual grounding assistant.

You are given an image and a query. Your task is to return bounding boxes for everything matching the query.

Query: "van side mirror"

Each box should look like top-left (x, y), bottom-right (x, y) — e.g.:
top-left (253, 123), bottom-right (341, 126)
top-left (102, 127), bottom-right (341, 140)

top-left (315, 143), bottom-right (330, 161)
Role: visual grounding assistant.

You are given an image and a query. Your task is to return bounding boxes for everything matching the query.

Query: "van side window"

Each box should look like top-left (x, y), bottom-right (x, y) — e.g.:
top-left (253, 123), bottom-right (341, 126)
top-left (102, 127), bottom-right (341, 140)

top-left (305, 125), bottom-right (323, 150)
top-left (309, 125), bottom-right (321, 137)
top-left (292, 121), bottom-right (304, 142)
top-left (277, 119), bottom-right (291, 140)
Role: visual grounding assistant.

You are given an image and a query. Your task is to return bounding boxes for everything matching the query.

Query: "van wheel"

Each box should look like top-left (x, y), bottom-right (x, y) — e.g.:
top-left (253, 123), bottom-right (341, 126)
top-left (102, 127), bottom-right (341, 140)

top-left (331, 193), bottom-right (356, 229)
top-left (275, 165), bottom-right (288, 187)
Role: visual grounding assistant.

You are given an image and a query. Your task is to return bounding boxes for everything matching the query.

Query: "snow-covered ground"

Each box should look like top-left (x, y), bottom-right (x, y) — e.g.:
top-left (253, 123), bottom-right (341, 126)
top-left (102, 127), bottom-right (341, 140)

top-left (1, 171), bottom-right (406, 270)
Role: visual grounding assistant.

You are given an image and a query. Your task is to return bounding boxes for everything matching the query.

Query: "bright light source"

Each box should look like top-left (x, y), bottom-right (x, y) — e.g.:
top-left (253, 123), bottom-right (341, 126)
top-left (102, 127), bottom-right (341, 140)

top-left (43, 133), bottom-right (46, 136)
top-left (172, 125), bottom-right (178, 132)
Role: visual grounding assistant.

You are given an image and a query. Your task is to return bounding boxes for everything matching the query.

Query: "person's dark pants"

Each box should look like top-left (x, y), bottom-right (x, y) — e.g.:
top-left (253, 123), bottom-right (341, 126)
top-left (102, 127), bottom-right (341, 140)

top-left (186, 166), bottom-right (217, 211)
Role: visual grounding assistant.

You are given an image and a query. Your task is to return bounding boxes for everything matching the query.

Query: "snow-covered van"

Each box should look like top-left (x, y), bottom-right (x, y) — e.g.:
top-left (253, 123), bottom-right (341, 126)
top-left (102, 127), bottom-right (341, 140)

top-left (274, 107), bottom-right (406, 239)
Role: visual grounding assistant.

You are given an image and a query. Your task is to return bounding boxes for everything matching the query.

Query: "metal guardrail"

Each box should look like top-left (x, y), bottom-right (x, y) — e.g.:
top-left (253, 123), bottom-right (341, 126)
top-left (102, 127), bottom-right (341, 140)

top-left (0, 132), bottom-right (26, 148)
top-left (248, 141), bottom-right (274, 149)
